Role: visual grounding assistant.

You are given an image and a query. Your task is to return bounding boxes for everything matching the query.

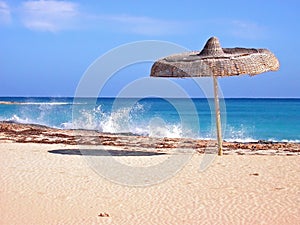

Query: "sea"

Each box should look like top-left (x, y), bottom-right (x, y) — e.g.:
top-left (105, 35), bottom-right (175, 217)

top-left (0, 97), bottom-right (299, 143)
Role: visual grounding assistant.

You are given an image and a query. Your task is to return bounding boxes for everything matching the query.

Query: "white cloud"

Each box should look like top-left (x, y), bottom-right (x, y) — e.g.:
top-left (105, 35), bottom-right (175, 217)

top-left (0, 1), bottom-right (266, 39)
top-left (19, 1), bottom-right (184, 35)
top-left (21, 0), bottom-right (79, 32)
top-left (0, 1), bottom-right (11, 24)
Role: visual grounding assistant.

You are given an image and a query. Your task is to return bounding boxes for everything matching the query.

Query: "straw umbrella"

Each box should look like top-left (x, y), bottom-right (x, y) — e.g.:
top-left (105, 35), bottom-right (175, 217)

top-left (150, 37), bottom-right (279, 155)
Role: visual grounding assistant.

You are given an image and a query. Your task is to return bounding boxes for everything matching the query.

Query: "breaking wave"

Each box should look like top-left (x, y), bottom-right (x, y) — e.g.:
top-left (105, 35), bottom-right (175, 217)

top-left (65, 103), bottom-right (190, 138)
top-left (1, 98), bottom-right (299, 143)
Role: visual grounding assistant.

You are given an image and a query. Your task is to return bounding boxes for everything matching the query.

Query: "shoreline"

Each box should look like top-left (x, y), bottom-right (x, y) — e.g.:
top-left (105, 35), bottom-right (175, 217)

top-left (1, 121), bottom-right (299, 156)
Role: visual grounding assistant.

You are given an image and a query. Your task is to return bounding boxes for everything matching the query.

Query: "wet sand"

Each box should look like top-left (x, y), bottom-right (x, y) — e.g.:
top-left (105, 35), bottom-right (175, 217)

top-left (1, 122), bottom-right (299, 156)
top-left (0, 122), bottom-right (299, 224)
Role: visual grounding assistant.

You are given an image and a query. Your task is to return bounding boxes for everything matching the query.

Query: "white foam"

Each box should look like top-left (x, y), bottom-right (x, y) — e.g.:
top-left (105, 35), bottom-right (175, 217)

top-left (267, 138), bottom-right (300, 143)
top-left (224, 137), bottom-right (258, 143)
top-left (1, 101), bottom-right (86, 106)
top-left (69, 104), bottom-right (195, 138)
top-left (5, 115), bottom-right (36, 125)
top-left (2, 101), bottom-right (299, 143)
top-left (24, 102), bottom-right (70, 105)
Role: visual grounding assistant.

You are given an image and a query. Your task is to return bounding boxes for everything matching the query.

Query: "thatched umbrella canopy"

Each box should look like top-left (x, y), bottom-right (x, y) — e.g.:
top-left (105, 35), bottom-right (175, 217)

top-left (150, 37), bottom-right (279, 155)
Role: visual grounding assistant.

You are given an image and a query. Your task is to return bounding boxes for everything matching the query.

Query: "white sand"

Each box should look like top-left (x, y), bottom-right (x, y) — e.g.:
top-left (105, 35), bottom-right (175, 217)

top-left (0, 142), bottom-right (299, 225)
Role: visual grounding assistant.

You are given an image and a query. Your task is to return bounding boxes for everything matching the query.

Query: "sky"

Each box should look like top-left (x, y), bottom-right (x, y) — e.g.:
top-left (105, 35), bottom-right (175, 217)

top-left (0, 0), bottom-right (299, 97)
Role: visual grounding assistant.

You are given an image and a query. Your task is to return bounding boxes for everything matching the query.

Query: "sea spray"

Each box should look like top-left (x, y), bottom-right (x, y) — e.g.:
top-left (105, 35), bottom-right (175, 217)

top-left (1, 97), bottom-right (300, 142)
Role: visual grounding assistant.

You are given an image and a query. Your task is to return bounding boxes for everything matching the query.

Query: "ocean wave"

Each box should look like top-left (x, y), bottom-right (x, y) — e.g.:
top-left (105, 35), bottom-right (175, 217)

top-left (223, 137), bottom-right (300, 143)
top-left (3, 110), bottom-right (299, 143)
top-left (2, 115), bottom-right (300, 143)
top-left (2, 112), bottom-right (299, 143)
top-left (4, 115), bottom-right (45, 126)
top-left (1, 98), bottom-right (299, 143)
top-left (0, 101), bottom-right (83, 106)
top-left (223, 137), bottom-right (258, 143)
top-left (67, 103), bottom-right (191, 138)
top-left (266, 138), bottom-right (300, 144)
top-left (20, 102), bottom-right (72, 105)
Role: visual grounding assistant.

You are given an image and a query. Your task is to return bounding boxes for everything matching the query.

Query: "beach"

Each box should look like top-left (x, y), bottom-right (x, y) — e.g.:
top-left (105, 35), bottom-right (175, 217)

top-left (0, 122), bottom-right (299, 224)
top-left (1, 0), bottom-right (299, 224)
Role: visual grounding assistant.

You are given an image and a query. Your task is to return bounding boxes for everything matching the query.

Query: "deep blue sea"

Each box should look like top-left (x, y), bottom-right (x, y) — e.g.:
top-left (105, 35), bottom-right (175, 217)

top-left (0, 97), bottom-right (299, 143)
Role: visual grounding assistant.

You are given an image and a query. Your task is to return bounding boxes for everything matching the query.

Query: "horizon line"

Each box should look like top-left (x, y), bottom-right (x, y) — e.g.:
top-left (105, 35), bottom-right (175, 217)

top-left (1, 96), bottom-right (300, 99)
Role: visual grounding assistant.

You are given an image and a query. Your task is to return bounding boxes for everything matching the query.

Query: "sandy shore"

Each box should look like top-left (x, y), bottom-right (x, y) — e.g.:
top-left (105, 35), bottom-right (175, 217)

top-left (1, 122), bottom-right (300, 224)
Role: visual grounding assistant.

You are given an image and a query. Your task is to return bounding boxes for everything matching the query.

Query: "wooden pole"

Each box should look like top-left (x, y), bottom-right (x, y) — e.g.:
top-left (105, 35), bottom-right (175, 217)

top-left (213, 76), bottom-right (223, 156)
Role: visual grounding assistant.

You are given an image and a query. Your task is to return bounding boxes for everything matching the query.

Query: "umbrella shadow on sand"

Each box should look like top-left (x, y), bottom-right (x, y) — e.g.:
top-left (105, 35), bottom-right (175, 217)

top-left (48, 149), bottom-right (167, 157)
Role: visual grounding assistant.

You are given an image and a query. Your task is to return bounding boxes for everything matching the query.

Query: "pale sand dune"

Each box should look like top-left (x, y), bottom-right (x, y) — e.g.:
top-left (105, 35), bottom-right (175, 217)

top-left (0, 142), bottom-right (299, 225)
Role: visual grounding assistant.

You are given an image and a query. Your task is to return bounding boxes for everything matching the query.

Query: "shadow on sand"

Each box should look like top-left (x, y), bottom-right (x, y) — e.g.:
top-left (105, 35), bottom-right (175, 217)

top-left (48, 149), bottom-right (166, 157)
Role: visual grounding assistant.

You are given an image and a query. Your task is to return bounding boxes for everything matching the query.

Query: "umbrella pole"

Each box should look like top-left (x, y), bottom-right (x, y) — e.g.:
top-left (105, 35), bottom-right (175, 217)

top-left (213, 76), bottom-right (223, 156)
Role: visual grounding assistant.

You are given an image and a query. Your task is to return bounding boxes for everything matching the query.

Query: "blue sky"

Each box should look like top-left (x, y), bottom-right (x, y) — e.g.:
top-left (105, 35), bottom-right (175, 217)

top-left (0, 0), bottom-right (299, 97)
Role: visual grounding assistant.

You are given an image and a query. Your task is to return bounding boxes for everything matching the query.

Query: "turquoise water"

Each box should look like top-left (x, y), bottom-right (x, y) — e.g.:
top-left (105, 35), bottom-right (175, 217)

top-left (0, 97), bottom-right (299, 142)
